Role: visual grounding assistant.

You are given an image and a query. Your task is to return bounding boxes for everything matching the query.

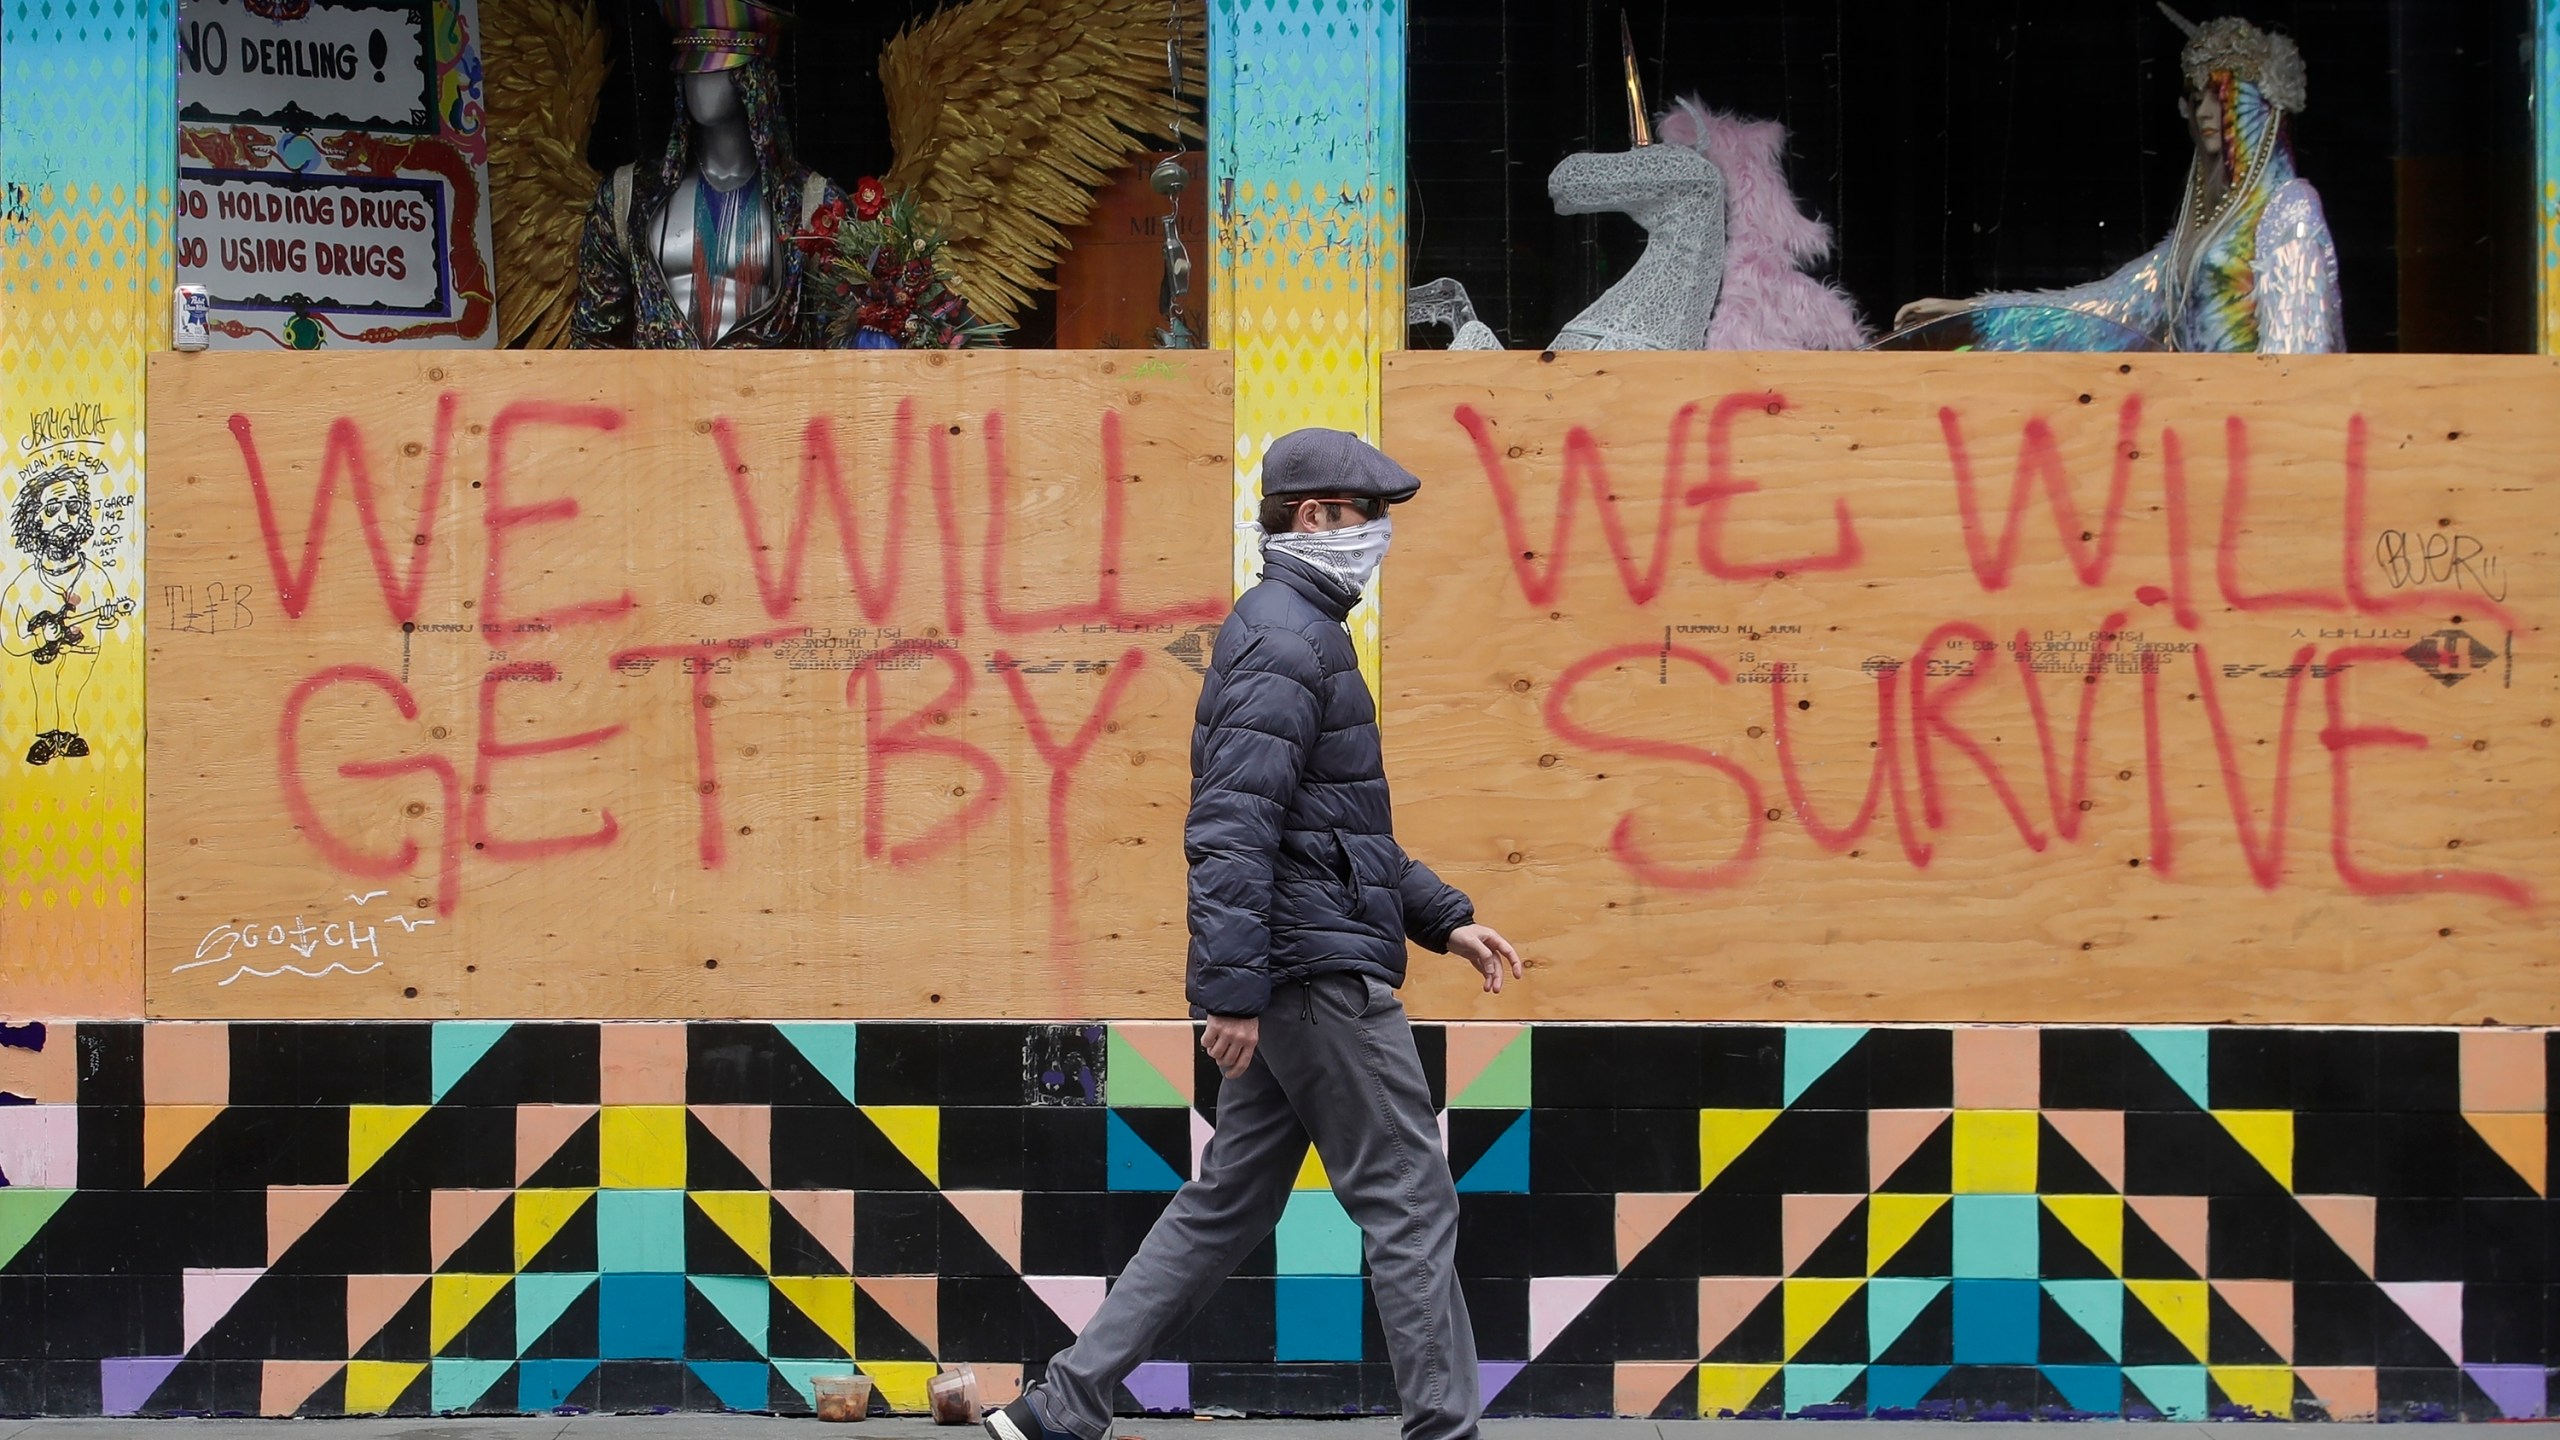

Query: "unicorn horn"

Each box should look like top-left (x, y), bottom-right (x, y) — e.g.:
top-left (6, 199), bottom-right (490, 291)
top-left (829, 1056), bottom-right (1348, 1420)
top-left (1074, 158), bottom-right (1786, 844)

top-left (2156, 2), bottom-right (2202, 38)
top-left (1620, 10), bottom-right (1654, 147)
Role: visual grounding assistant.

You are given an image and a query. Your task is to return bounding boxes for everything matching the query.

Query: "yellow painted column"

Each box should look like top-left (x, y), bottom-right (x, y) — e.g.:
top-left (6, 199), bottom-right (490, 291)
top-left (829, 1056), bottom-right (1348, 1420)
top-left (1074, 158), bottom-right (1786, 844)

top-left (0, 0), bottom-right (172, 1015)
top-left (1209, 0), bottom-right (1405, 688)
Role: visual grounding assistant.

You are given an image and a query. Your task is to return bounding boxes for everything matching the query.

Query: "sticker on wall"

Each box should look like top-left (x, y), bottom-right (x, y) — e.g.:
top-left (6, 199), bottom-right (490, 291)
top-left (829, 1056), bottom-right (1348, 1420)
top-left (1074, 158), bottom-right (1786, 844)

top-left (176, 0), bottom-right (496, 348)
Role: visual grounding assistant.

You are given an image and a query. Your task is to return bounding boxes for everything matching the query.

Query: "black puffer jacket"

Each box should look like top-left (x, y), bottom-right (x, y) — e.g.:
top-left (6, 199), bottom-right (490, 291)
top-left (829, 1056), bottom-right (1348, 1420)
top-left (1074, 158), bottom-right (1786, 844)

top-left (1185, 552), bottom-right (1475, 1017)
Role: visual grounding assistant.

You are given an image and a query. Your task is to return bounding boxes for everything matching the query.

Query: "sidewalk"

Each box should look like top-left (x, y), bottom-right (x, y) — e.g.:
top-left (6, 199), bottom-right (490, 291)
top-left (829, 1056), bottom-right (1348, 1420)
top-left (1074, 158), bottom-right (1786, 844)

top-left (0, 1419), bottom-right (2535, 1439)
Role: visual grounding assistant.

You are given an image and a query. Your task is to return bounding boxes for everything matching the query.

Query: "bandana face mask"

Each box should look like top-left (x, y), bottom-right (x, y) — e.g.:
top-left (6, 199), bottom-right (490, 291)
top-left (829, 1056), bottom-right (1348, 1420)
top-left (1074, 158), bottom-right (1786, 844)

top-left (1260, 514), bottom-right (1394, 592)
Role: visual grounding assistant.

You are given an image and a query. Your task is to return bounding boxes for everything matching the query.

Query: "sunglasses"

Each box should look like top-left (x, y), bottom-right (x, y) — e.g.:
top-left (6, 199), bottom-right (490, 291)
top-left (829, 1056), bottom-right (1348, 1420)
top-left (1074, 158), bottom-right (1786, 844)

top-left (1297, 495), bottom-right (1388, 522)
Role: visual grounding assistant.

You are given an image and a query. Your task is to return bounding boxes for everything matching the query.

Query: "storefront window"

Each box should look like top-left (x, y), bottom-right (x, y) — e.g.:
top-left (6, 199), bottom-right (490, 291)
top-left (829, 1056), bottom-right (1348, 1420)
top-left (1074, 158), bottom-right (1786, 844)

top-left (1409, 1), bottom-right (2537, 354)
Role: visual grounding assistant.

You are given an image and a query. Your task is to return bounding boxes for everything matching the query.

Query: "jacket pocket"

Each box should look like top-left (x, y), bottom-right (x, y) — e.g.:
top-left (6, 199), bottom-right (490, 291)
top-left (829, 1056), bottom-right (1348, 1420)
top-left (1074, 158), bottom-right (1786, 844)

top-left (1324, 829), bottom-right (1362, 910)
top-left (1337, 830), bottom-right (1404, 936)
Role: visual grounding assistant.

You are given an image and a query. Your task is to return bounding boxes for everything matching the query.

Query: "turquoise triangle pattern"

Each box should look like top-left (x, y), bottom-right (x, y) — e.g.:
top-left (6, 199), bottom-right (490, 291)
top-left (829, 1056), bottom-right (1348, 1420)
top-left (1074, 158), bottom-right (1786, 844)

top-left (690, 1360), bottom-right (774, 1412)
top-left (1106, 1111), bottom-right (1186, 1191)
top-left (2042, 1280), bottom-right (2124, 1361)
top-left (518, 1358), bottom-right (597, 1412)
top-left (515, 1272), bottom-right (598, 1356)
top-left (1453, 1112), bottom-right (1529, 1193)
top-left (691, 1275), bottom-right (773, 1355)
top-left (1865, 1277), bottom-right (1946, 1360)
top-left (2125, 1363), bottom-right (2208, 1420)
top-left (775, 1025), bottom-right (858, 1105)
top-left (1785, 1363), bottom-right (1865, 1414)
top-left (773, 1360), bottom-right (851, 1409)
top-left (432, 1023), bottom-right (513, 1103)
top-left (430, 1357), bottom-right (512, 1413)
top-left (1785, 1028), bottom-right (1867, 1106)
top-left (1865, 1365), bottom-right (1949, 1413)
top-left (2043, 1364), bottom-right (2124, 1415)
top-left (2130, 1030), bottom-right (2209, 1108)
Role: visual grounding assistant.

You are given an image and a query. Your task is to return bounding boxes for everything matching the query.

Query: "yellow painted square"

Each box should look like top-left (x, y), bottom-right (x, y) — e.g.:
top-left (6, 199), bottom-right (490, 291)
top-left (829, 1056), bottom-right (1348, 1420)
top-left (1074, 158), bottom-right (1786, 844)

top-left (599, 1105), bottom-right (686, 1190)
top-left (1951, 1111), bottom-right (2037, 1194)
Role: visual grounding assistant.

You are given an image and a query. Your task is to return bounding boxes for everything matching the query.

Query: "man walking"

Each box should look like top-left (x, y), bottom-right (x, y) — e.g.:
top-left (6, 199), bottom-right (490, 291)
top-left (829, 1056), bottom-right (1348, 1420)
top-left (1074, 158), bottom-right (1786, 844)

top-left (988, 429), bottom-right (1523, 1440)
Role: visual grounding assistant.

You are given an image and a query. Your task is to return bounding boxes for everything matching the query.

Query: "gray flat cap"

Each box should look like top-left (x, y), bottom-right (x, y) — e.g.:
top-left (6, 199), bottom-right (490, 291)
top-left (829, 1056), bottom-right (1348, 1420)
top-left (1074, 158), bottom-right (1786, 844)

top-left (1260, 427), bottom-right (1422, 505)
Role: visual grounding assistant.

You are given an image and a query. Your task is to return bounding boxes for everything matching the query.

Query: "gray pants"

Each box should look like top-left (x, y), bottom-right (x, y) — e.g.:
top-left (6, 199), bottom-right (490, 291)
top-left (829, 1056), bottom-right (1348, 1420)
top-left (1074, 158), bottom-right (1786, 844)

top-left (1029, 972), bottom-right (1478, 1440)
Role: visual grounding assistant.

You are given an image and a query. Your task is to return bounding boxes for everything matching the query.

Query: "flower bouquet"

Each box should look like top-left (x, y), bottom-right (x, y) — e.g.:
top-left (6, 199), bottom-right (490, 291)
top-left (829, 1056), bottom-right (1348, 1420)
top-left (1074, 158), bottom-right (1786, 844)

top-left (797, 177), bottom-right (1007, 350)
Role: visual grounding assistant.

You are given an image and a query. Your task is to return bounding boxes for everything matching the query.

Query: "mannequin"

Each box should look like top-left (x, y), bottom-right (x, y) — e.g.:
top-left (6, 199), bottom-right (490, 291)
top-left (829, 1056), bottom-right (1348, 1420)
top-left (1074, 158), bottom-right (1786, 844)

top-left (1891, 10), bottom-right (2341, 354)
top-left (570, 0), bottom-right (846, 348)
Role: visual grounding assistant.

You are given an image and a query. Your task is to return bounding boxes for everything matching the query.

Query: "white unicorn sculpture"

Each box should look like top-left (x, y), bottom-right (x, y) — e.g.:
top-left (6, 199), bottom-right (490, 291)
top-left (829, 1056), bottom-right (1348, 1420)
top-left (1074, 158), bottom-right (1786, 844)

top-left (1410, 96), bottom-right (1868, 353)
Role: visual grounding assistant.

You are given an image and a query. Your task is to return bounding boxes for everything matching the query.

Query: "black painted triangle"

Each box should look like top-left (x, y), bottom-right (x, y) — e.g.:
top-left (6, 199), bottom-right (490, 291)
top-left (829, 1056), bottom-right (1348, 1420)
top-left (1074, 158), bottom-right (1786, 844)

top-left (769, 1198), bottom-right (849, 1278)
top-left (1619, 1192), bottom-right (1707, 1280)
top-left (1877, 1122), bottom-right (1952, 1193)
top-left (520, 1195), bottom-right (598, 1274)
top-left (2036, 1206), bottom-right (2116, 1280)
top-left (2374, 1283), bottom-right (2455, 1366)
top-left (769, 1363), bottom-right (819, 1414)
top-left (684, 1282), bottom-right (768, 1362)
top-left (1446, 1109), bottom-right (1522, 1182)
top-left (385, 1358), bottom-right (434, 1415)
top-left (686, 1112), bottom-right (767, 1192)
top-left (2036, 1116), bottom-right (2116, 1194)
top-left (522, 1113), bottom-right (601, 1190)
top-left (1793, 1282), bottom-right (1869, 1363)
top-left (1873, 1284), bottom-right (1952, 1365)
top-left (849, 1108), bottom-right (936, 1191)
top-left (219, 1273), bottom-right (349, 1362)
top-left (354, 1282), bottom-right (433, 1361)
top-left (2037, 1290), bottom-right (2115, 1365)
top-left (2205, 1288), bottom-right (2283, 1364)
top-left (684, 1200), bottom-right (767, 1277)
top-left (934, 1193), bottom-right (1010, 1277)
top-left (1703, 1285), bottom-right (1785, 1363)
top-left (2121, 1208), bottom-right (2199, 1281)
top-left (520, 1279), bottom-right (599, 1358)
top-left (443, 1198), bottom-right (516, 1275)
top-left (1643, 1364), bottom-right (1703, 1420)
top-left (144, 1109), bottom-right (235, 1191)
top-left (1873, 1204), bottom-right (1952, 1279)
top-left (1795, 1199), bottom-right (1868, 1278)
top-left (2119, 1287), bottom-right (2197, 1366)
top-left (853, 1284), bottom-right (933, 1360)
top-left (272, 1187), bottom-right (428, 1278)
top-left (767, 1286), bottom-right (853, 1359)
top-left (442, 1289), bottom-right (515, 1362)
top-left (1527, 1275), bottom-right (1622, 1364)
top-left (362, 1107), bottom-right (507, 1194)
top-left (1114, 1107), bottom-right (1192, 1182)
top-left (295, 1368), bottom-right (347, 1417)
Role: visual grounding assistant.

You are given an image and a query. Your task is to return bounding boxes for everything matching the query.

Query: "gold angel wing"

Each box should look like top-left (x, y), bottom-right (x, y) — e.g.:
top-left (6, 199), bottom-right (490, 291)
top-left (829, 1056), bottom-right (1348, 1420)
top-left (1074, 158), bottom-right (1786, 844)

top-left (485, 0), bottom-right (611, 348)
top-left (881, 0), bottom-right (1205, 329)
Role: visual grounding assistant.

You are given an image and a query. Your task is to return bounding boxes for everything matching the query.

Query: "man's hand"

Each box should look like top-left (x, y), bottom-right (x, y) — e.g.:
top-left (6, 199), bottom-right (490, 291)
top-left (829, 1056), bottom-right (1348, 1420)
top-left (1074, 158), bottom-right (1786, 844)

top-left (1449, 924), bottom-right (1524, 993)
top-left (1201, 1013), bottom-right (1260, 1078)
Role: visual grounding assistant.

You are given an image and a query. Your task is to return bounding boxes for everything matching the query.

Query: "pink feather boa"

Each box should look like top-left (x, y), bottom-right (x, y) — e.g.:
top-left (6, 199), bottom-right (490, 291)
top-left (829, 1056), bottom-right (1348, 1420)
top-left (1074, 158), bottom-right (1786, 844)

top-left (1657, 97), bottom-right (1871, 351)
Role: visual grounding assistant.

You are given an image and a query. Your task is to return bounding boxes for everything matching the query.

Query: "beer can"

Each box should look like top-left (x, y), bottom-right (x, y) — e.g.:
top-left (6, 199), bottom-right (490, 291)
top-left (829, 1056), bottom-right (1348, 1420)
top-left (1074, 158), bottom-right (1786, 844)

top-left (174, 285), bottom-right (211, 351)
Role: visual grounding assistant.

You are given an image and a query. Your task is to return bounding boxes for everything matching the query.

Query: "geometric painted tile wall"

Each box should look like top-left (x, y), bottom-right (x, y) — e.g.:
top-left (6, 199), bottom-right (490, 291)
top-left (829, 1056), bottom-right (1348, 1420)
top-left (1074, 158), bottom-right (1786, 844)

top-left (0, 1021), bottom-right (2550, 1420)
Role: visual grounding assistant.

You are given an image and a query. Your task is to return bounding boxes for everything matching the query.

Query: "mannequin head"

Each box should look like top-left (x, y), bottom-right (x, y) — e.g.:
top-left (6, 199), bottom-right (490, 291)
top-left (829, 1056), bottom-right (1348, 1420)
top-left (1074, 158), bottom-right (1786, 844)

top-left (2179, 78), bottom-right (2227, 160)
top-left (683, 70), bottom-right (742, 129)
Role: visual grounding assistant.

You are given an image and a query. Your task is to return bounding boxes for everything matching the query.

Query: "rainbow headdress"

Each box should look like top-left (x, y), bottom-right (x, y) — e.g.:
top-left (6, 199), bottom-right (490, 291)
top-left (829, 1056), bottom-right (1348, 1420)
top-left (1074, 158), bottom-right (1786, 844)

top-left (661, 0), bottom-right (792, 72)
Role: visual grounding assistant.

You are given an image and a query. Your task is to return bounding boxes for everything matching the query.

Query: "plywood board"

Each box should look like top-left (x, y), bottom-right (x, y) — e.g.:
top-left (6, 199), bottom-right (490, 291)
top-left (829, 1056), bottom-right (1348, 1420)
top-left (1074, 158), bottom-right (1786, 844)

top-left (1381, 352), bottom-right (2560, 1024)
top-left (148, 350), bottom-right (1233, 1018)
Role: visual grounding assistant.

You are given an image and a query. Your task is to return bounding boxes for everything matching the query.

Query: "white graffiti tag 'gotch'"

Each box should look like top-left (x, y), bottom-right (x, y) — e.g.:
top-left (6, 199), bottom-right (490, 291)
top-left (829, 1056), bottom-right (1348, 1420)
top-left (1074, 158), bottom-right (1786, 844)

top-left (176, 905), bottom-right (431, 987)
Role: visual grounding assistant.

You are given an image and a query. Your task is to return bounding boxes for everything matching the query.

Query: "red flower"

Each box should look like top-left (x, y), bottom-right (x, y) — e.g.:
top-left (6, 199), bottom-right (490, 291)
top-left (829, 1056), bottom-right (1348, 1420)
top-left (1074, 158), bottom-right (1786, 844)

top-left (853, 177), bottom-right (888, 220)
top-left (793, 197), bottom-right (844, 254)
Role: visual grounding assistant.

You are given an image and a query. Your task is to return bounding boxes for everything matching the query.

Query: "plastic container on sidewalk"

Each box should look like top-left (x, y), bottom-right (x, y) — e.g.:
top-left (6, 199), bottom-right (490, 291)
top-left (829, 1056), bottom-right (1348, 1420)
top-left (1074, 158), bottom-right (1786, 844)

top-left (813, 1373), bottom-right (873, 1422)
top-left (928, 1364), bottom-right (984, 1425)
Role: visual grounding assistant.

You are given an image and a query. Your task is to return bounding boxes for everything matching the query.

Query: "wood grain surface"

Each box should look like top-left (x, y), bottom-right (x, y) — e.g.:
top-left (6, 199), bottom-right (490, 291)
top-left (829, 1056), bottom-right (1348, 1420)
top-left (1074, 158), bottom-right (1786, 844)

top-left (148, 350), bottom-right (1232, 1019)
top-left (1380, 351), bottom-right (2559, 1024)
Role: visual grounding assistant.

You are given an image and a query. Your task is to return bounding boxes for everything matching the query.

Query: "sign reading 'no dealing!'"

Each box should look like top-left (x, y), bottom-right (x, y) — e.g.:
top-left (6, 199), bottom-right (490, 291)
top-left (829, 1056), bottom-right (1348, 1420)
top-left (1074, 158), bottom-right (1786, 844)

top-left (178, 0), bottom-right (436, 136)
